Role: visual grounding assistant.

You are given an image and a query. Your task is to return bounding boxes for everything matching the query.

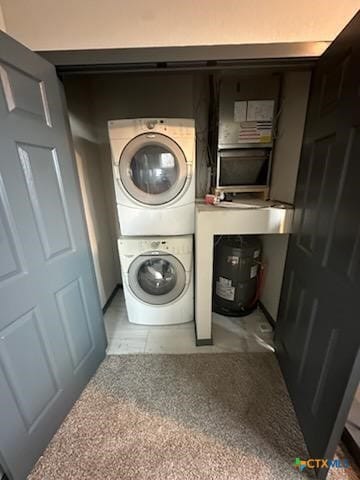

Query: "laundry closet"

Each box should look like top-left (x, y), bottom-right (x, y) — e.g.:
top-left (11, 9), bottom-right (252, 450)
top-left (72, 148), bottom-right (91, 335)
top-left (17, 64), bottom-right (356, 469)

top-left (1, 15), bottom-right (360, 477)
top-left (61, 66), bottom-right (310, 333)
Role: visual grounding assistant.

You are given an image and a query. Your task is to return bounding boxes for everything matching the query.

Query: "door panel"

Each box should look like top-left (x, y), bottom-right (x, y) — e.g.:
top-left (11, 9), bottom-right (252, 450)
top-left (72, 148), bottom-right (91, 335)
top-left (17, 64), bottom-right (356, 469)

top-left (0, 309), bottom-right (61, 430)
top-left (17, 144), bottom-right (74, 258)
top-left (55, 278), bottom-right (94, 371)
top-left (275, 12), bottom-right (360, 477)
top-left (0, 31), bottom-right (106, 480)
top-left (0, 61), bottom-right (51, 124)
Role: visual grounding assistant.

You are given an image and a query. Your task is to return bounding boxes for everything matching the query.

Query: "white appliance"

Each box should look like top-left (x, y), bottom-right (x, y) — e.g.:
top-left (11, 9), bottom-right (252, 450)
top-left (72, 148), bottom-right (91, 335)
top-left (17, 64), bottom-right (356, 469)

top-left (118, 235), bottom-right (193, 325)
top-left (108, 118), bottom-right (196, 235)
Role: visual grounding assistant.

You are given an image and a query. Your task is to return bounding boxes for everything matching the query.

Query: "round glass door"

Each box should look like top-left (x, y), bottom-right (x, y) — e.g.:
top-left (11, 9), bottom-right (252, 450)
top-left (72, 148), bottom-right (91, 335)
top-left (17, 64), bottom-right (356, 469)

top-left (130, 145), bottom-right (179, 195)
top-left (138, 258), bottom-right (177, 295)
top-left (119, 133), bottom-right (188, 205)
top-left (128, 254), bottom-right (186, 305)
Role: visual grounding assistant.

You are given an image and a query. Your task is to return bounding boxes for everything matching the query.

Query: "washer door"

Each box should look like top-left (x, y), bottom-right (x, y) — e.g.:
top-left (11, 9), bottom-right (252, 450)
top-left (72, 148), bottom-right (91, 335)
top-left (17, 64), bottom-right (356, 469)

top-left (119, 133), bottom-right (188, 205)
top-left (128, 254), bottom-right (186, 305)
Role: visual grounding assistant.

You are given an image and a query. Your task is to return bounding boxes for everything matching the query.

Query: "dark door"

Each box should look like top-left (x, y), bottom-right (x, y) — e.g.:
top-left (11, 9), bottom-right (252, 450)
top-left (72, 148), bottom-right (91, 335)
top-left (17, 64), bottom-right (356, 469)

top-left (275, 11), bottom-right (360, 478)
top-left (0, 31), bottom-right (106, 479)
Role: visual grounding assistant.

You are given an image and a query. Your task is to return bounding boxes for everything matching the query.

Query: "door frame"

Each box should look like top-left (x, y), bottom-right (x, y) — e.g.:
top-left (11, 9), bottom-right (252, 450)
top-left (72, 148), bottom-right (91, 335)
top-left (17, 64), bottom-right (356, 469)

top-left (40, 35), bottom-right (358, 470)
top-left (38, 41), bottom-right (328, 75)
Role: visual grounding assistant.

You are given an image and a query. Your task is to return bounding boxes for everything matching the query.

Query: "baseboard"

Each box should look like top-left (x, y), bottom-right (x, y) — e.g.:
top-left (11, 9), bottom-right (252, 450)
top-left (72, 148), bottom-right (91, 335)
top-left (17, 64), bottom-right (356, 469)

top-left (196, 338), bottom-right (213, 346)
top-left (102, 284), bottom-right (121, 314)
top-left (194, 315), bottom-right (213, 346)
top-left (258, 301), bottom-right (276, 329)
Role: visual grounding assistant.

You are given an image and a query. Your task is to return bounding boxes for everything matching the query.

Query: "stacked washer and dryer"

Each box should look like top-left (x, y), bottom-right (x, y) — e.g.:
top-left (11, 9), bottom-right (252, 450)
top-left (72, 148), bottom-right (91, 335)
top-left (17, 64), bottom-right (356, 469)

top-left (108, 118), bottom-right (195, 325)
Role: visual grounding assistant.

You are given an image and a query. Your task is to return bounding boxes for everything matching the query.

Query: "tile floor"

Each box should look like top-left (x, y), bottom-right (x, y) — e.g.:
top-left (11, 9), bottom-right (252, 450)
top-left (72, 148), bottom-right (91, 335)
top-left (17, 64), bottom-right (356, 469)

top-left (104, 289), bottom-right (275, 354)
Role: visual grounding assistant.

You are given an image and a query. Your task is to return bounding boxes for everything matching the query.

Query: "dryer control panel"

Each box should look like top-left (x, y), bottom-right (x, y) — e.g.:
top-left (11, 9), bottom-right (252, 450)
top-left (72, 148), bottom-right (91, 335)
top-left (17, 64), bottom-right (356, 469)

top-left (108, 118), bottom-right (195, 139)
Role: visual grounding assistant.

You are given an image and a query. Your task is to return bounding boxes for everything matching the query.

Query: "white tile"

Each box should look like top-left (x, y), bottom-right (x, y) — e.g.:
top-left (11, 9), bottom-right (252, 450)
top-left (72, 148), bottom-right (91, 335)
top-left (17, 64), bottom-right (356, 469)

top-left (211, 309), bottom-right (274, 353)
top-left (108, 289), bottom-right (126, 307)
top-left (145, 328), bottom-right (198, 354)
top-left (144, 328), bottom-right (248, 354)
top-left (104, 290), bottom-right (274, 355)
top-left (212, 313), bottom-right (249, 335)
top-left (106, 333), bottom-right (148, 355)
top-left (212, 323), bottom-right (248, 352)
top-left (105, 315), bottom-right (148, 338)
top-left (104, 304), bottom-right (128, 320)
top-left (245, 334), bottom-right (275, 353)
top-left (144, 321), bottom-right (195, 332)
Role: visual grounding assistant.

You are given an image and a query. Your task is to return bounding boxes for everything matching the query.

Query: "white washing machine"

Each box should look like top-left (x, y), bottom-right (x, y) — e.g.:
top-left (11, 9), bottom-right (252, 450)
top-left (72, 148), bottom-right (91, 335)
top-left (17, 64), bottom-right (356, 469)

top-left (108, 118), bottom-right (195, 236)
top-left (118, 235), bottom-right (193, 325)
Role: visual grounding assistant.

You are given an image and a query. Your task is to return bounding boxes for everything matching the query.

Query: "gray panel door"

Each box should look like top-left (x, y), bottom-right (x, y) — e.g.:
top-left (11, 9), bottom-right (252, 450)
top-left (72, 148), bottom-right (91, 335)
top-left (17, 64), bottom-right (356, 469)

top-left (0, 32), bottom-right (106, 479)
top-left (275, 12), bottom-right (360, 478)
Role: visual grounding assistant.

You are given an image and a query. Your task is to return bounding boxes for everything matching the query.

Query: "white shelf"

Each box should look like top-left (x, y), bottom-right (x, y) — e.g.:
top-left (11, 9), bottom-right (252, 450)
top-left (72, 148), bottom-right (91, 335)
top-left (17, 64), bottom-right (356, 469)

top-left (194, 202), bottom-right (294, 342)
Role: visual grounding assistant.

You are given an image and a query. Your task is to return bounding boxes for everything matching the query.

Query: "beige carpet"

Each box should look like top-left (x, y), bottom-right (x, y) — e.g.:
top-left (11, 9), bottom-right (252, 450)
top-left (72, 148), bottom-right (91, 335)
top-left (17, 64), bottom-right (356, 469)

top-left (28, 354), bottom-right (359, 480)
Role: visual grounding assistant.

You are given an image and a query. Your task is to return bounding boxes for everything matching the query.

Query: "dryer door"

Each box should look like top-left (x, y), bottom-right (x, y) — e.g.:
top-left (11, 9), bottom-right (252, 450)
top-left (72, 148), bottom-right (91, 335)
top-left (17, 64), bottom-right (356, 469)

top-left (119, 133), bottom-right (188, 205)
top-left (128, 254), bottom-right (186, 305)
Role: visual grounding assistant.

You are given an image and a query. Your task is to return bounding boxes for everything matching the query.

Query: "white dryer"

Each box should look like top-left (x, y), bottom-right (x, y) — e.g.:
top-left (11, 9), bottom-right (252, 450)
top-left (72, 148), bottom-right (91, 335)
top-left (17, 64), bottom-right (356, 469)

top-left (108, 118), bottom-right (195, 236)
top-left (118, 235), bottom-right (193, 325)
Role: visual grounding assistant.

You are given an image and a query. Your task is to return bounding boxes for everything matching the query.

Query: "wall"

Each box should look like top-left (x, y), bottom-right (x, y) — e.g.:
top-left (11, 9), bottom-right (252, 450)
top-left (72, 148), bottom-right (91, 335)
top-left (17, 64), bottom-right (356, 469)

top-left (88, 72), bottom-right (195, 245)
top-left (88, 72), bottom-right (209, 213)
top-left (260, 71), bottom-right (311, 320)
top-left (1, 0), bottom-right (359, 51)
top-left (260, 235), bottom-right (290, 321)
top-left (64, 71), bottom-right (209, 308)
top-left (0, 1), bottom-right (6, 31)
top-left (193, 74), bottom-right (210, 198)
top-left (63, 69), bottom-right (310, 319)
top-left (271, 71), bottom-right (312, 204)
top-left (64, 77), bottom-right (119, 307)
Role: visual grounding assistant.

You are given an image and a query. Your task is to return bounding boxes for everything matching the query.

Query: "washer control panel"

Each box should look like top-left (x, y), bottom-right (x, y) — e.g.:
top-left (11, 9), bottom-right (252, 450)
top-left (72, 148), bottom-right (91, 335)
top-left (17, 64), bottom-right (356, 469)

top-left (118, 237), bottom-right (192, 255)
top-left (142, 238), bottom-right (170, 252)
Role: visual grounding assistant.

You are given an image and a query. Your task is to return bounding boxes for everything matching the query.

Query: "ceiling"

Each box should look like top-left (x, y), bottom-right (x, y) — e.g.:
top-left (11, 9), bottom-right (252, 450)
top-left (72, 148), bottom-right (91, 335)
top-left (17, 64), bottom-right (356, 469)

top-left (0, 0), bottom-right (359, 52)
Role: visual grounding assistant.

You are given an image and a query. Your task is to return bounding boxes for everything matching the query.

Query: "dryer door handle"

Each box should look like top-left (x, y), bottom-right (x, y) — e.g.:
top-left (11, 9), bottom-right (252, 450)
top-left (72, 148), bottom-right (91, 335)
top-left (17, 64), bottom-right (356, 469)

top-left (186, 162), bottom-right (193, 178)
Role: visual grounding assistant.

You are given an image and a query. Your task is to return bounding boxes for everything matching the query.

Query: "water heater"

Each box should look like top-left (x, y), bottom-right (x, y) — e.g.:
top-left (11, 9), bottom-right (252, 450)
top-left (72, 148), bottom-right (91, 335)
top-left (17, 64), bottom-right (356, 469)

top-left (213, 235), bottom-right (262, 316)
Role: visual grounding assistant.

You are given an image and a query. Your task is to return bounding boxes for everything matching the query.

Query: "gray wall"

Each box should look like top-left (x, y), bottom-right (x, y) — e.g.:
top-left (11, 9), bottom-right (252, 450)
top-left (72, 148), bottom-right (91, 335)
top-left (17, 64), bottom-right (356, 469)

top-left (64, 77), bottom-right (120, 307)
top-left (260, 71), bottom-right (311, 320)
top-left (270, 71), bottom-right (312, 204)
top-left (89, 72), bottom-right (194, 243)
top-left (86, 71), bottom-right (210, 249)
top-left (64, 71), bottom-right (210, 306)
